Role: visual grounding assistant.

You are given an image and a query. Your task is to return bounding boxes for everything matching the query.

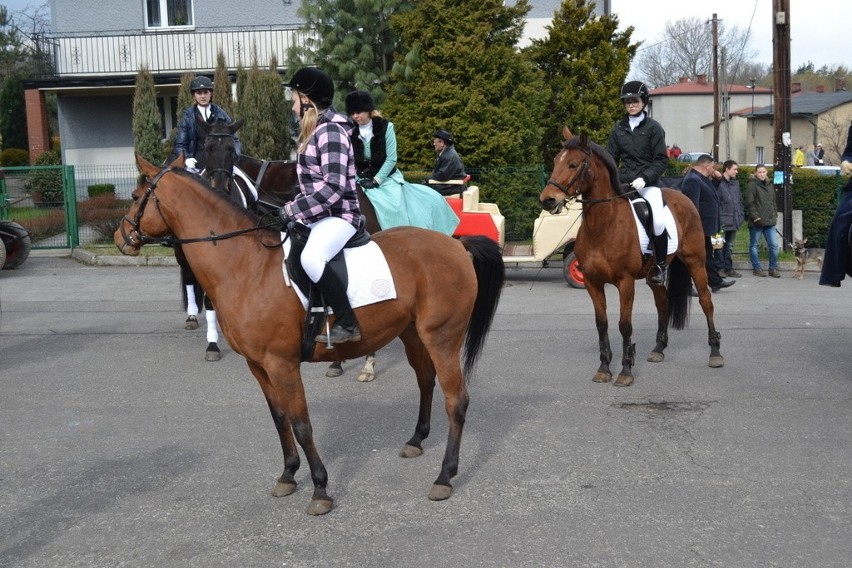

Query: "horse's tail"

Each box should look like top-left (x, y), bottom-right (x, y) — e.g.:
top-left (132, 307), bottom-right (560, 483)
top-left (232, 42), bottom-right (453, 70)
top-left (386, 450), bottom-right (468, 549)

top-left (460, 236), bottom-right (505, 378)
top-left (667, 256), bottom-right (691, 330)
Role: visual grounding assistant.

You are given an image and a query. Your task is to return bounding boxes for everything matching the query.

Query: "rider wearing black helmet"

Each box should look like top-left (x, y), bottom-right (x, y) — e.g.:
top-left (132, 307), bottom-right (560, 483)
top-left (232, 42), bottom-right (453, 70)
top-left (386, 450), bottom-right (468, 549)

top-left (172, 74), bottom-right (241, 171)
top-left (281, 67), bottom-right (363, 344)
top-left (607, 80), bottom-right (671, 285)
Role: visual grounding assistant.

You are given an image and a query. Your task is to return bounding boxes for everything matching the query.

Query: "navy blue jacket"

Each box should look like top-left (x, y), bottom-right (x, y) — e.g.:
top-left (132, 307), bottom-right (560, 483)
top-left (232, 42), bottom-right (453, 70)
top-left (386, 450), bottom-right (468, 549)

top-left (681, 168), bottom-right (721, 236)
top-left (173, 104), bottom-right (241, 167)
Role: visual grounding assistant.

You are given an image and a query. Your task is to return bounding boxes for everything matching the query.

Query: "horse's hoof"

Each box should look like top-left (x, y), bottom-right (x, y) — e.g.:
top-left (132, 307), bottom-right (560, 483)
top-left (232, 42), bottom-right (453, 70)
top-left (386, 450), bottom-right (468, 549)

top-left (306, 498), bottom-right (334, 516)
top-left (613, 374), bottom-right (634, 387)
top-left (399, 444), bottom-right (423, 458)
top-left (185, 315), bottom-right (199, 330)
top-left (205, 342), bottom-right (221, 361)
top-left (592, 372), bottom-right (612, 383)
top-left (709, 355), bottom-right (724, 368)
top-left (325, 361), bottom-right (343, 377)
top-left (356, 370), bottom-right (375, 382)
top-left (271, 481), bottom-right (297, 497)
top-left (428, 483), bottom-right (453, 501)
top-left (647, 351), bottom-right (664, 363)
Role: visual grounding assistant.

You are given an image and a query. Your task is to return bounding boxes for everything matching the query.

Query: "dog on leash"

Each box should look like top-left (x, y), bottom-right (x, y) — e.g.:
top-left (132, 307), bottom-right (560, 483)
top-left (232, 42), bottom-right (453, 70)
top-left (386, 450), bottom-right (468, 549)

top-left (792, 238), bottom-right (825, 279)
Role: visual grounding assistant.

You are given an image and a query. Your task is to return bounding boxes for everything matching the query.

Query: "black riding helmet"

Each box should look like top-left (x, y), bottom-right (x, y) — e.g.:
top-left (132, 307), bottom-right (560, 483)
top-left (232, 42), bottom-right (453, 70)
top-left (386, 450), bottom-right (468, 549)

top-left (345, 90), bottom-right (375, 114)
top-left (619, 80), bottom-right (649, 106)
top-left (190, 75), bottom-right (214, 92)
top-left (287, 67), bottom-right (334, 109)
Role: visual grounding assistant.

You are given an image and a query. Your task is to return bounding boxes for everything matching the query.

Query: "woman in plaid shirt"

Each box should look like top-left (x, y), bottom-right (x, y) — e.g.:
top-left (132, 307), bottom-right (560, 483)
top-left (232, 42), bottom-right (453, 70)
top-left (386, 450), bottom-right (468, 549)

top-left (281, 67), bottom-right (363, 344)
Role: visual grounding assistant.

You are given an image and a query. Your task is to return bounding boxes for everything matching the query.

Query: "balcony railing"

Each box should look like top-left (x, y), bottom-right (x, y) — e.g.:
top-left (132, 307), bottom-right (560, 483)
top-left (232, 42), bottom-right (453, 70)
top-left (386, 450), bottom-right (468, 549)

top-left (34, 26), bottom-right (308, 77)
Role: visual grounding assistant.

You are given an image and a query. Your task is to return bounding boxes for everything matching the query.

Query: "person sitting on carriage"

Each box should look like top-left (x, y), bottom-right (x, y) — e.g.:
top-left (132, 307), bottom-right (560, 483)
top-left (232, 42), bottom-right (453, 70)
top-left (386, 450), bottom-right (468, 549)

top-left (426, 129), bottom-right (467, 196)
top-left (172, 75), bottom-right (241, 172)
top-left (345, 90), bottom-right (459, 236)
top-left (606, 80), bottom-right (670, 286)
top-left (279, 67), bottom-right (363, 344)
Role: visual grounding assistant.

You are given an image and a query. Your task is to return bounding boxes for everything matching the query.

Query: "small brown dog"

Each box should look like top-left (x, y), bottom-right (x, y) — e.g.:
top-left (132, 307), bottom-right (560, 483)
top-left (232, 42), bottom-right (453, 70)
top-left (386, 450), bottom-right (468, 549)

top-left (792, 238), bottom-right (824, 279)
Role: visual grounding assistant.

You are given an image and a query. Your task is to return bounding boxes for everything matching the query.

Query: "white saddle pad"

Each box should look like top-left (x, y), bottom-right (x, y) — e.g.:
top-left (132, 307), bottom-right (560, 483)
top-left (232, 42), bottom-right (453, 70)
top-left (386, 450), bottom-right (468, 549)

top-left (629, 199), bottom-right (679, 255)
top-left (280, 234), bottom-right (397, 310)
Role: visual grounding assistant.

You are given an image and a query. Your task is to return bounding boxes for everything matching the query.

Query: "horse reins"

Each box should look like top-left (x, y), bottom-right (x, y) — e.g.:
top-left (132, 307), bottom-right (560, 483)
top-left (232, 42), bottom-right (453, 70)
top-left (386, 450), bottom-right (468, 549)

top-left (119, 166), bottom-right (280, 251)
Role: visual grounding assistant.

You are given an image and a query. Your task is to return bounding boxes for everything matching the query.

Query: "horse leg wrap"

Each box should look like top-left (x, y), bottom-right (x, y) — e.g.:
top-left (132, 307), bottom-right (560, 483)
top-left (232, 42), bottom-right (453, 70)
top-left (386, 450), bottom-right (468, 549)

top-left (708, 330), bottom-right (721, 347)
top-left (185, 284), bottom-right (199, 316)
top-left (206, 310), bottom-right (219, 343)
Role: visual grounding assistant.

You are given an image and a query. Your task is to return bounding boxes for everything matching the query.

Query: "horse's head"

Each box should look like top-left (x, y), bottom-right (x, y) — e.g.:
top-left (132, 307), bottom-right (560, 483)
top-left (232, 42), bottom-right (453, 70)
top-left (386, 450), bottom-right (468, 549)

top-left (199, 116), bottom-right (244, 197)
top-left (540, 127), bottom-right (594, 213)
top-left (114, 154), bottom-right (184, 255)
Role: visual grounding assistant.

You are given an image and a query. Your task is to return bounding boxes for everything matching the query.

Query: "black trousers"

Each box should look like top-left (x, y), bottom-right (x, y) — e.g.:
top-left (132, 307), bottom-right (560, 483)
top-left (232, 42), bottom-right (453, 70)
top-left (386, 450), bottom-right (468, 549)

top-left (704, 236), bottom-right (724, 287)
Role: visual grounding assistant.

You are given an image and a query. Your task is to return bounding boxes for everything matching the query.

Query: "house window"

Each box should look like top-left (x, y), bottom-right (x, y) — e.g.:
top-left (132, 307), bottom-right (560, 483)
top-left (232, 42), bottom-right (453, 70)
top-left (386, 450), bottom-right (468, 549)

top-left (755, 146), bottom-right (765, 165)
top-left (146, 0), bottom-right (193, 28)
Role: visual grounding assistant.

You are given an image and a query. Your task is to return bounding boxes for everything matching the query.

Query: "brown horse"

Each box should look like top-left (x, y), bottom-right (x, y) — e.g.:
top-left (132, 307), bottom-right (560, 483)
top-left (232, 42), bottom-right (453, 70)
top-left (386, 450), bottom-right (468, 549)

top-left (539, 128), bottom-right (722, 387)
top-left (115, 154), bottom-right (504, 515)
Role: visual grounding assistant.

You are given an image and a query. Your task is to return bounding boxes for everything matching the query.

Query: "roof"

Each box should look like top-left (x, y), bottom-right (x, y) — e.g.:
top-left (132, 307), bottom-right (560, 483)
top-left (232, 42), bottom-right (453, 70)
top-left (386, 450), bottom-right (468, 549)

top-left (651, 80), bottom-right (772, 96)
top-left (750, 91), bottom-right (852, 117)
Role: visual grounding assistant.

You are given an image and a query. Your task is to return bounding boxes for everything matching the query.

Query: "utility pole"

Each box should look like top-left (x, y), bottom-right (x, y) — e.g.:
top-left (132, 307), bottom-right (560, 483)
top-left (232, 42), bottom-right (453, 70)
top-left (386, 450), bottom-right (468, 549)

top-left (772, 0), bottom-right (792, 250)
top-left (711, 13), bottom-right (720, 161)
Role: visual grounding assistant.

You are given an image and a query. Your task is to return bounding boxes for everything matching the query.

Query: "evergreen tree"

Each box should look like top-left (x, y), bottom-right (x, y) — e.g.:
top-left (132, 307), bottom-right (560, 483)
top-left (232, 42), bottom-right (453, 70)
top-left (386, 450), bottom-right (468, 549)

top-left (384, 0), bottom-right (546, 170)
top-left (163, 72), bottom-right (194, 160)
top-left (234, 63), bottom-right (248, 118)
top-left (286, 0), bottom-right (412, 108)
top-left (132, 66), bottom-right (164, 164)
top-left (0, 74), bottom-right (27, 149)
top-left (213, 50), bottom-right (234, 117)
top-left (524, 0), bottom-right (636, 163)
top-left (240, 57), bottom-right (291, 159)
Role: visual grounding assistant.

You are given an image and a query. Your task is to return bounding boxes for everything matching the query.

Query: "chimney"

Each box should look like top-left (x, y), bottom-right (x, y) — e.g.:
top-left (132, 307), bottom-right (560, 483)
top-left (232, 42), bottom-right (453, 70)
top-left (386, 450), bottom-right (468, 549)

top-left (678, 76), bottom-right (689, 84)
top-left (792, 82), bottom-right (802, 93)
top-left (836, 77), bottom-right (847, 92)
top-left (816, 85), bottom-right (825, 93)
top-left (696, 74), bottom-right (708, 85)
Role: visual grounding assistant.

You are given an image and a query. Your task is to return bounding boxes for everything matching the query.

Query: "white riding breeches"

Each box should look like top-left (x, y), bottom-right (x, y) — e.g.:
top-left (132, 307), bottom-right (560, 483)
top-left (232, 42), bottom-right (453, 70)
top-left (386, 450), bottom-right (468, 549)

top-left (638, 185), bottom-right (665, 236)
top-left (300, 216), bottom-right (357, 282)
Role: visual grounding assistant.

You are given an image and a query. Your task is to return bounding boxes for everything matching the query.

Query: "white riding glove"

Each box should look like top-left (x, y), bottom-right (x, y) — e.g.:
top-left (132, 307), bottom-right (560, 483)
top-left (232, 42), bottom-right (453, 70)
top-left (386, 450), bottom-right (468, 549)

top-left (631, 177), bottom-right (646, 190)
top-left (185, 157), bottom-right (197, 170)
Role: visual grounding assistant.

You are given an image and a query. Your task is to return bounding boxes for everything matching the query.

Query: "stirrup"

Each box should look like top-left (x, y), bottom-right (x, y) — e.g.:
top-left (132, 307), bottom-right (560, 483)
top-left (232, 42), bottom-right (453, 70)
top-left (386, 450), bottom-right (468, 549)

top-left (647, 264), bottom-right (667, 286)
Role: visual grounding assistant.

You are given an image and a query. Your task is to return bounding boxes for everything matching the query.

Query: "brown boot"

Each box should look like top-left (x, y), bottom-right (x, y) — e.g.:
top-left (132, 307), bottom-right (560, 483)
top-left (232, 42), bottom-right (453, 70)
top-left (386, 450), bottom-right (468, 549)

top-left (768, 268), bottom-right (781, 278)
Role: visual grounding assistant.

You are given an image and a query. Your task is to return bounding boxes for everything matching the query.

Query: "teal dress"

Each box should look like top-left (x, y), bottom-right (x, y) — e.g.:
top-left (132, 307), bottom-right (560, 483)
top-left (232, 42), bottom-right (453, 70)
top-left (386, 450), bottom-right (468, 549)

top-left (357, 122), bottom-right (459, 236)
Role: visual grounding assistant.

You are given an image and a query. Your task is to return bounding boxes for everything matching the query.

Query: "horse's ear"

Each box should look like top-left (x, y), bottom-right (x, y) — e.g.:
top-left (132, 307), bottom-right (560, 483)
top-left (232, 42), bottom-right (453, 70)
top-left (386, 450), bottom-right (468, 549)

top-left (169, 153), bottom-right (186, 168)
top-left (195, 112), bottom-right (210, 135)
top-left (136, 153), bottom-right (159, 176)
top-left (562, 126), bottom-right (573, 140)
top-left (230, 118), bottom-right (244, 134)
top-left (578, 132), bottom-right (590, 148)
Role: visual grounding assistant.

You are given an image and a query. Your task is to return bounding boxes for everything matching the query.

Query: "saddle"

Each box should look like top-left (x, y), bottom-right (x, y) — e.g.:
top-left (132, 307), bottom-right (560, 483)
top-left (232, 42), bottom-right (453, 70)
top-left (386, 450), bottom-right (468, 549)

top-left (285, 222), bottom-right (372, 361)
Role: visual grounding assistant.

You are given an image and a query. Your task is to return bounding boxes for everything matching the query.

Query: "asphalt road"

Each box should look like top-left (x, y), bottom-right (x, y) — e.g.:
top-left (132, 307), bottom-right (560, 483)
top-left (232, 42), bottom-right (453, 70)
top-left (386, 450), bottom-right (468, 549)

top-left (1, 256), bottom-right (851, 567)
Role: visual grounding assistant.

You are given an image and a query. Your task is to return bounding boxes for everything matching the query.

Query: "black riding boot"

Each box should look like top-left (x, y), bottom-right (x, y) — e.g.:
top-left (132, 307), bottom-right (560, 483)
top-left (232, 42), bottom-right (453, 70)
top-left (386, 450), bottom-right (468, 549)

top-left (648, 232), bottom-right (669, 286)
top-left (315, 266), bottom-right (361, 344)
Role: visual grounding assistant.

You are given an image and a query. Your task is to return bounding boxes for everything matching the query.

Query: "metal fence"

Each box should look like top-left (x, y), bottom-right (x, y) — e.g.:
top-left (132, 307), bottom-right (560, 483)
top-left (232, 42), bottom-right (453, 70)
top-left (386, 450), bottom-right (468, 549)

top-left (0, 163), bottom-right (846, 253)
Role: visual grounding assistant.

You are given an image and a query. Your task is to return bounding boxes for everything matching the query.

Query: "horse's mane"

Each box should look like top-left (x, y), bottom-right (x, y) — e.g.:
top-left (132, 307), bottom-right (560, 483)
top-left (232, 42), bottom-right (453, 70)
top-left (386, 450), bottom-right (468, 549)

top-left (562, 135), bottom-right (625, 196)
top-left (137, 168), bottom-right (262, 224)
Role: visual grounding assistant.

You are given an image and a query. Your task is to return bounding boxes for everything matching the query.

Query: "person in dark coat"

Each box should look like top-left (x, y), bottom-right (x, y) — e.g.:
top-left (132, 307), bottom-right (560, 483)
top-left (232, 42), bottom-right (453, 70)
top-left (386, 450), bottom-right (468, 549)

top-left (714, 160), bottom-right (745, 278)
top-left (426, 129), bottom-right (467, 196)
top-left (819, 176), bottom-right (852, 287)
top-left (606, 80), bottom-right (671, 285)
top-left (172, 75), bottom-right (241, 171)
top-left (681, 154), bottom-right (735, 292)
top-left (743, 164), bottom-right (780, 278)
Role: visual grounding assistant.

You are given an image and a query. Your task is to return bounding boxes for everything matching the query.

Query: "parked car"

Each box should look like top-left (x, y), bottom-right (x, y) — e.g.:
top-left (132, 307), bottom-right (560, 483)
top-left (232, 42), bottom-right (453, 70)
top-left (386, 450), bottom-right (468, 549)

top-left (799, 165), bottom-right (841, 176)
top-left (676, 152), bottom-right (710, 163)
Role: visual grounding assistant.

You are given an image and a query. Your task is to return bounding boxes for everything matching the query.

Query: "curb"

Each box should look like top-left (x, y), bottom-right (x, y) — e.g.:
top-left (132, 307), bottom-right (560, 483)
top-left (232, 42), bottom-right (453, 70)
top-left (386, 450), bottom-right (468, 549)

top-left (71, 248), bottom-right (178, 267)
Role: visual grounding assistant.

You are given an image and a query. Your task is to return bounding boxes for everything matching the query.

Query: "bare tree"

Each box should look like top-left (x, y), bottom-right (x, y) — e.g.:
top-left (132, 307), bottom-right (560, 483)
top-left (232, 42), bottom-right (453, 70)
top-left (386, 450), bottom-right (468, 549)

top-left (633, 17), bottom-right (760, 88)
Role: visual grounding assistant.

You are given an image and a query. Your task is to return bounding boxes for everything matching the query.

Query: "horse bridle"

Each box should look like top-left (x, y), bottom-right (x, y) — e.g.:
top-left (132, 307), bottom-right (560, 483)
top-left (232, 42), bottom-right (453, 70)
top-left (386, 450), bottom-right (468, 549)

top-left (545, 146), bottom-right (636, 208)
top-left (117, 165), bottom-right (279, 253)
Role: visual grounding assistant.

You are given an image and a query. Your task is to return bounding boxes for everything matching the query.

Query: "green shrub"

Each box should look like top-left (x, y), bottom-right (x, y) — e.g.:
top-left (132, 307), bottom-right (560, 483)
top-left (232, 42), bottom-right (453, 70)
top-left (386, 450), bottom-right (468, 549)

top-left (24, 150), bottom-right (64, 207)
top-left (78, 194), bottom-right (130, 241)
top-left (87, 183), bottom-right (116, 198)
top-left (0, 148), bottom-right (30, 166)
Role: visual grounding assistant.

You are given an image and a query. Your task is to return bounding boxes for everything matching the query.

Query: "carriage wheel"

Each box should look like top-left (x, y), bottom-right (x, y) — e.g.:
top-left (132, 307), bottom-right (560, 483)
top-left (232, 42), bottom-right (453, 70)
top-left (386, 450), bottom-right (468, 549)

top-left (562, 250), bottom-right (585, 289)
top-left (0, 233), bottom-right (6, 269)
top-left (1, 221), bottom-right (32, 270)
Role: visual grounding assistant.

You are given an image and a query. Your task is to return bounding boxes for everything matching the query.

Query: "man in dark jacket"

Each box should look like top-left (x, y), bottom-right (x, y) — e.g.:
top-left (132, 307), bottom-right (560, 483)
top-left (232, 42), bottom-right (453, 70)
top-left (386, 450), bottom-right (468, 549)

top-left (172, 75), bottom-right (241, 171)
top-left (714, 160), bottom-right (745, 278)
top-left (681, 154), bottom-right (735, 292)
top-left (427, 129), bottom-right (466, 196)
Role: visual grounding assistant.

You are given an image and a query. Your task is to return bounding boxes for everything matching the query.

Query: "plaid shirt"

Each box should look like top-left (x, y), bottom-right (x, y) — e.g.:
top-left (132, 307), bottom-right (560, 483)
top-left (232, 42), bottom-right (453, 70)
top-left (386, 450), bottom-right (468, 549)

top-left (285, 107), bottom-right (361, 228)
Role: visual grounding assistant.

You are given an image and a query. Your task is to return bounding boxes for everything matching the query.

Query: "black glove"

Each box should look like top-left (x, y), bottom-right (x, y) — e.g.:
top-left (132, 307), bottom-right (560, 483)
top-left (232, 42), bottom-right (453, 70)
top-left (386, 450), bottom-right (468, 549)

top-left (279, 207), bottom-right (293, 228)
top-left (357, 178), bottom-right (379, 190)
